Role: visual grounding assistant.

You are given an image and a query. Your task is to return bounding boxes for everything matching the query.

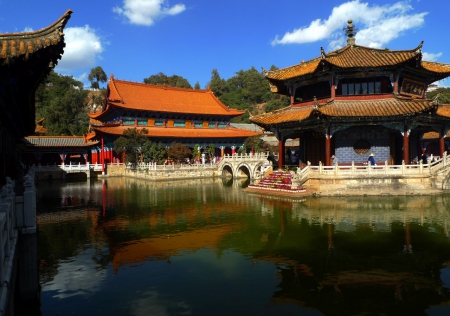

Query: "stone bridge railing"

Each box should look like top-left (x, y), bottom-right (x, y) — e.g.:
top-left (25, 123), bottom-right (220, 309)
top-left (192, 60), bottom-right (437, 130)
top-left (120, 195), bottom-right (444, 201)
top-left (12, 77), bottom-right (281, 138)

top-left (295, 152), bottom-right (450, 189)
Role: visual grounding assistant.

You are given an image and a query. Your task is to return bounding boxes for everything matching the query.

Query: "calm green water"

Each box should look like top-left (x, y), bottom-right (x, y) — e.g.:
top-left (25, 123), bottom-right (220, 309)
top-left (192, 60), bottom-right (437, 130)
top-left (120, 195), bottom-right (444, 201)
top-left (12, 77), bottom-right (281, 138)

top-left (35, 177), bottom-right (450, 316)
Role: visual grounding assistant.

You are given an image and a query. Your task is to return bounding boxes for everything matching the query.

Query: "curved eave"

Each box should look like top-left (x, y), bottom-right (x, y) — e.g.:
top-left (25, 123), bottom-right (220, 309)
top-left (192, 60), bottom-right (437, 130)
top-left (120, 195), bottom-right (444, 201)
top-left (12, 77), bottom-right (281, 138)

top-left (250, 105), bottom-right (316, 127)
top-left (319, 97), bottom-right (437, 118)
top-left (92, 125), bottom-right (261, 138)
top-left (0, 9), bottom-right (72, 61)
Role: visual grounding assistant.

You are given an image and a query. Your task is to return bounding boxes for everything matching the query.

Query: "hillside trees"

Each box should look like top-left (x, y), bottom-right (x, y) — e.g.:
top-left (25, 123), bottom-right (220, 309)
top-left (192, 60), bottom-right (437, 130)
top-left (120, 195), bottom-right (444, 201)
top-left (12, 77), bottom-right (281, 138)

top-left (208, 66), bottom-right (289, 123)
top-left (427, 87), bottom-right (450, 104)
top-left (35, 71), bottom-right (89, 135)
top-left (143, 72), bottom-right (192, 88)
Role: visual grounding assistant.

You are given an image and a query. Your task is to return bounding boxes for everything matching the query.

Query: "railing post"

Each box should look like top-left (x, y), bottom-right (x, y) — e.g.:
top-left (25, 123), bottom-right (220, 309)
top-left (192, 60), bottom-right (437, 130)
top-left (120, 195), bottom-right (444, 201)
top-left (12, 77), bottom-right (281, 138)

top-left (319, 161), bottom-right (322, 174)
top-left (419, 160), bottom-right (423, 174)
top-left (385, 161), bottom-right (388, 175)
top-left (402, 160), bottom-right (405, 175)
top-left (351, 161), bottom-right (355, 174)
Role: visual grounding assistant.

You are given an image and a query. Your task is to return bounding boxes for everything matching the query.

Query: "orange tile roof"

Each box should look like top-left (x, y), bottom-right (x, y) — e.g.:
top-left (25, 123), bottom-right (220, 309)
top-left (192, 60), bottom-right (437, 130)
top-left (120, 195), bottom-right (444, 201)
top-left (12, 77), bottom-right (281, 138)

top-left (324, 44), bottom-right (418, 68)
top-left (422, 130), bottom-right (450, 139)
top-left (94, 76), bottom-right (245, 119)
top-left (251, 96), bottom-right (439, 126)
top-left (264, 42), bottom-right (447, 81)
top-left (436, 105), bottom-right (450, 118)
top-left (422, 61), bottom-right (450, 74)
top-left (265, 59), bottom-right (321, 81)
top-left (319, 97), bottom-right (435, 118)
top-left (92, 125), bottom-right (261, 138)
top-left (0, 9), bottom-right (72, 62)
top-left (250, 105), bottom-right (315, 125)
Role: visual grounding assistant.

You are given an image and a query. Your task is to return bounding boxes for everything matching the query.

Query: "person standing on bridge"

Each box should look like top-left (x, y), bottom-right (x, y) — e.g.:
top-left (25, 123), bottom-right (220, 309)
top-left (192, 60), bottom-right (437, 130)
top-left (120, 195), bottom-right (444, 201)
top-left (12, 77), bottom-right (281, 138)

top-left (368, 153), bottom-right (376, 166)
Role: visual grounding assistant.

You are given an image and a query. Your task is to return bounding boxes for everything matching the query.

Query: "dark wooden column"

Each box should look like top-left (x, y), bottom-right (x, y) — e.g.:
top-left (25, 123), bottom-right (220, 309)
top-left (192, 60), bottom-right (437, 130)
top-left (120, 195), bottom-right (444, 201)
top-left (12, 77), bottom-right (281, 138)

top-left (440, 126), bottom-right (446, 157)
top-left (403, 124), bottom-right (409, 164)
top-left (278, 132), bottom-right (284, 169)
top-left (325, 126), bottom-right (331, 166)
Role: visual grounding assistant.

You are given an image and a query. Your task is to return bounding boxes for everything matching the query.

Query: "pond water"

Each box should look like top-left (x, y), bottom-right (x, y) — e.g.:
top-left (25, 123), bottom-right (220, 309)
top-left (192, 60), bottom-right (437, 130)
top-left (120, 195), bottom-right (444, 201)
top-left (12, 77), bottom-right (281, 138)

top-left (34, 177), bottom-right (450, 315)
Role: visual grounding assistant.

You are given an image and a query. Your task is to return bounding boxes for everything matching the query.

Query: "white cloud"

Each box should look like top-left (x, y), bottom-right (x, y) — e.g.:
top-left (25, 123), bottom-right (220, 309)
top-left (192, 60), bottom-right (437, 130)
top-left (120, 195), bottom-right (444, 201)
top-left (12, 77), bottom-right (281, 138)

top-left (23, 27), bottom-right (33, 32)
top-left (55, 25), bottom-right (104, 72)
top-left (422, 51), bottom-right (443, 61)
top-left (271, 0), bottom-right (427, 50)
top-left (113, 0), bottom-right (186, 26)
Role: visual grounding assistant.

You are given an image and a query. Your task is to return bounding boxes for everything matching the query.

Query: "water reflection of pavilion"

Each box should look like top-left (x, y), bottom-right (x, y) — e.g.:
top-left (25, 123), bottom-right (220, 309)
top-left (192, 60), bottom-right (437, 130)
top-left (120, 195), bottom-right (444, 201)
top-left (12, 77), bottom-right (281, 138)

top-left (37, 179), bottom-right (450, 314)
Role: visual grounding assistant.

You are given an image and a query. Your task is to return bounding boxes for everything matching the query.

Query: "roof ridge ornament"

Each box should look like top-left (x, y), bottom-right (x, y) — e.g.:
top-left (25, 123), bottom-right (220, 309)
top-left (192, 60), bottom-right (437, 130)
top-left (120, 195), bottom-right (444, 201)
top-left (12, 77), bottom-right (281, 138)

top-left (320, 47), bottom-right (326, 59)
top-left (344, 19), bottom-right (357, 46)
top-left (314, 96), bottom-right (319, 109)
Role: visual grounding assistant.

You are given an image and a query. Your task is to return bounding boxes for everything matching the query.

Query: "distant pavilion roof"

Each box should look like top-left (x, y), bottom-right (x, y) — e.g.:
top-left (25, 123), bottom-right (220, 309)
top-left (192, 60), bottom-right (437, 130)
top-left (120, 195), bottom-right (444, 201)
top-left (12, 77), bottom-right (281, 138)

top-left (90, 76), bottom-right (245, 119)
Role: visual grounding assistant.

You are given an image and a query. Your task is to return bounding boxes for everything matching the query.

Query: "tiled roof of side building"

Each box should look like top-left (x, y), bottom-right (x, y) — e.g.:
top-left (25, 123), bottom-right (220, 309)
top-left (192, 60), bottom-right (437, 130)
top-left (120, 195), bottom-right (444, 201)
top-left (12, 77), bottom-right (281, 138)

top-left (92, 125), bottom-right (262, 138)
top-left (0, 9), bottom-right (72, 61)
top-left (95, 76), bottom-right (245, 117)
top-left (23, 136), bottom-right (98, 147)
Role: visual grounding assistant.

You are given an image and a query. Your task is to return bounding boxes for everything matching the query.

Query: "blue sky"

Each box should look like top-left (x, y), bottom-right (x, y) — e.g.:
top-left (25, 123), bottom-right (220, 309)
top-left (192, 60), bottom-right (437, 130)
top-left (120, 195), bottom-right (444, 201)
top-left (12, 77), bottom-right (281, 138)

top-left (1, 0), bottom-right (449, 89)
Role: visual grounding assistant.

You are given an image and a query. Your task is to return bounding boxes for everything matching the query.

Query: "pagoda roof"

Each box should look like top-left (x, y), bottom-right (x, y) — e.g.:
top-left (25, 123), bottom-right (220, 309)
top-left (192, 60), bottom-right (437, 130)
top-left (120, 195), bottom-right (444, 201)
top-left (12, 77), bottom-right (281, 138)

top-left (23, 136), bottom-right (98, 147)
top-left (250, 95), bottom-right (441, 127)
top-left (0, 9), bottom-right (72, 63)
top-left (91, 76), bottom-right (245, 119)
top-left (91, 125), bottom-right (261, 139)
top-left (264, 41), bottom-right (450, 83)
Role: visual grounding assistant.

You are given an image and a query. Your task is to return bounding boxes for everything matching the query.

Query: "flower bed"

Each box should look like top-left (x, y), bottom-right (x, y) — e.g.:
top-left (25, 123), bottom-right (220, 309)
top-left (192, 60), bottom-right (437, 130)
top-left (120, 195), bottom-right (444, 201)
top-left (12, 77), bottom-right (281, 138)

top-left (247, 171), bottom-right (306, 193)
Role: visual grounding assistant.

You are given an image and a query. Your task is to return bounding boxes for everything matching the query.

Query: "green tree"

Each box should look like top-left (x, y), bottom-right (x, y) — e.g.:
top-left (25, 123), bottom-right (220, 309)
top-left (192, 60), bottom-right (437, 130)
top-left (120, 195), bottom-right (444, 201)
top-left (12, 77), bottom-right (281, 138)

top-left (206, 143), bottom-right (216, 159)
top-left (113, 128), bottom-right (149, 164)
top-left (167, 142), bottom-right (192, 163)
top-left (35, 71), bottom-right (89, 135)
top-left (141, 141), bottom-right (166, 164)
top-left (208, 69), bottom-right (227, 97)
top-left (194, 81), bottom-right (201, 89)
top-left (193, 143), bottom-right (201, 161)
top-left (88, 66), bottom-right (107, 89)
top-left (143, 72), bottom-right (192, 89)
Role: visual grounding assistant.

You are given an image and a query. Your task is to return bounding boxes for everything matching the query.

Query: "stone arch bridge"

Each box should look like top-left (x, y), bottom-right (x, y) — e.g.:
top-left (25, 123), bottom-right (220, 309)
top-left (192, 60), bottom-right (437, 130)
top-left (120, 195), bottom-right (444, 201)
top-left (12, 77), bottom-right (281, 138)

top-left (217, 153), bottom-right (272, 179)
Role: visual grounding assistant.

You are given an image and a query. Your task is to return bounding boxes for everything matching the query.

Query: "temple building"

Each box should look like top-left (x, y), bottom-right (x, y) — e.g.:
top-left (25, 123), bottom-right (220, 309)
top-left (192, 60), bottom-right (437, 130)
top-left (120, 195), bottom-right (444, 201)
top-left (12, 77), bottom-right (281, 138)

top-left (250, 20), bottom-right (450, 169)
top-left (0, 10), bottom-right (72, 181)
top-left (89, 75), bottom-right (261, 161)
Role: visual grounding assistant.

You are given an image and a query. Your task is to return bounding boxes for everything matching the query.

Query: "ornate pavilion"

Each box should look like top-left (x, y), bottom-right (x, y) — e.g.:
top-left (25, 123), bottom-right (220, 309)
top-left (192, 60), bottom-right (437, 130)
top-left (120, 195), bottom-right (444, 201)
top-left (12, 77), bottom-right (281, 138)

top-left (0, 10), bottom-right (72, 181)
top-left (251, 20), bottom-right (450, 169)
top-left (89, 75), bottom-right (261, 162)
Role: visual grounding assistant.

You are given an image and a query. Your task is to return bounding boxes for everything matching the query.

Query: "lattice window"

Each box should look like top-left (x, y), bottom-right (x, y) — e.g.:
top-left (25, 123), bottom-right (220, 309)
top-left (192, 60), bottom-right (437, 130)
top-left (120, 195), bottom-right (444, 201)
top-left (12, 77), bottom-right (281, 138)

top-left (353, 139), bottom-right (371, 155)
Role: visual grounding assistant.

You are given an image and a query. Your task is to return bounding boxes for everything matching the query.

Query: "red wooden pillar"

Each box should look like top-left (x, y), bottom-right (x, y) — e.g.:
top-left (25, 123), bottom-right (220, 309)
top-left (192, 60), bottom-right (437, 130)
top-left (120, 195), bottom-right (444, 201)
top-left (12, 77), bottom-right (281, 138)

top-left (290, 85), bottom-right (294, 105)
top-left (101, 137), bottom-right (105, 175)
top-left (331, 78), bottom-right (336, 98)
top-left (220, 146), bottom-right (225, 158)
top-left (393, 74), bottom-right (398, 94)
top-left (440, 126), bottom-right (446, 158)
top-left (403, 124), bottom-right (409, 164)
top-left (325, 126), bottom-right (331, 166)
top-left (278, 132), bottom-right (284, 169)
